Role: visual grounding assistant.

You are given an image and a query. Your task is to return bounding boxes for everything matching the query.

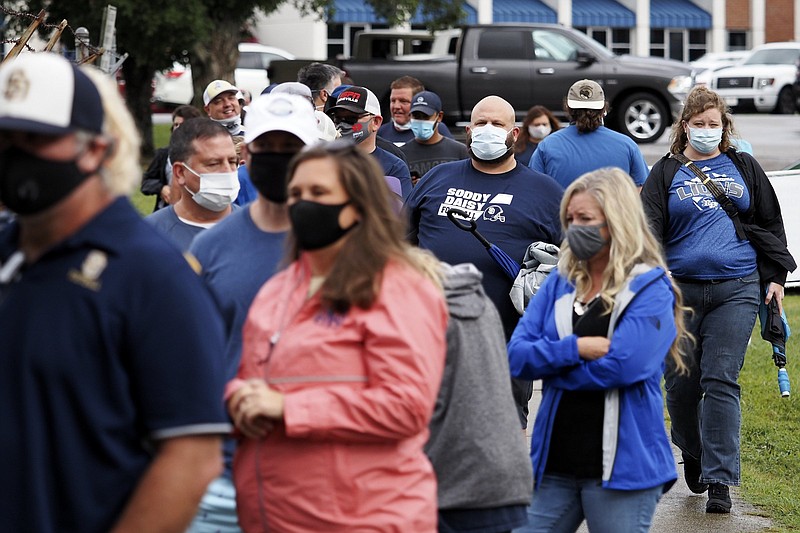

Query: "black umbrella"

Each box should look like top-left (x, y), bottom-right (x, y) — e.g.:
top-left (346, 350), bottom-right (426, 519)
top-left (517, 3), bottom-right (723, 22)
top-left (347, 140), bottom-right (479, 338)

top-left (759, 296), bottom-right (791, 397)
top-left (446, 208), bottom-right (520, 280)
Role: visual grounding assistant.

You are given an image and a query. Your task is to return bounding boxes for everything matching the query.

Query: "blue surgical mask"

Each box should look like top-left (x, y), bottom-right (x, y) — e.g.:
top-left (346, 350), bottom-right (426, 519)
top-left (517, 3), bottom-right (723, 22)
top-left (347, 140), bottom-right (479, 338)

top-left (469, 124), bottom-right (512, 161)
top-left (410, 119), bottom-right (437, 141)
top-left (688, 127), bottom-right (722, 154)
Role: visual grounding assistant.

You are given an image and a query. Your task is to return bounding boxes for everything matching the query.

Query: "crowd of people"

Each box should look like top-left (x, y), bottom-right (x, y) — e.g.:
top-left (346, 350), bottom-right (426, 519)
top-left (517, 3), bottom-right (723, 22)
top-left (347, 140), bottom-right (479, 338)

top-left (0, 51), bottom-right (793, 533)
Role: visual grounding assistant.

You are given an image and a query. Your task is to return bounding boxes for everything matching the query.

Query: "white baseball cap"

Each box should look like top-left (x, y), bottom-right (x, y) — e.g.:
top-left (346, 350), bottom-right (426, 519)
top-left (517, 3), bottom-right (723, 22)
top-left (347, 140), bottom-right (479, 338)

top-left (203, 80), bottom-right (239, 106)
top-left (243, 93), bottom-right (319, 145)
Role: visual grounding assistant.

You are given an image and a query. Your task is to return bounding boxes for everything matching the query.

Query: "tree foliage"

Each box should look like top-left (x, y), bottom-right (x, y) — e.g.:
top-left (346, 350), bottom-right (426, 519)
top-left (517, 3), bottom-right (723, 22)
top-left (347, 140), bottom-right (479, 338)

top-left (14, 0), bottom-right (465, 155)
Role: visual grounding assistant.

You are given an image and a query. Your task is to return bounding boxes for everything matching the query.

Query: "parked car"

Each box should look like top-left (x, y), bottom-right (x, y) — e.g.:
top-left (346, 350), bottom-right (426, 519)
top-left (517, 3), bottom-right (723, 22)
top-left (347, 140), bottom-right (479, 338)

top-left (339, 24), bottom-right (693, 143)
top-left (710, 41), bottom-right (800, 114)
top-left (152, 43), bottom-right (295, 108)
top-left (691, 50), bottom-right (750, 87)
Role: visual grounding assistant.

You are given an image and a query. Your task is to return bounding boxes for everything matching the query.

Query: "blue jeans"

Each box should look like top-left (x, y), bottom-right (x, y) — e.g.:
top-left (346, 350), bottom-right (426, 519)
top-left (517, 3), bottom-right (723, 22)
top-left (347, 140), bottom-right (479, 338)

top-left (665, 270), bottom-right (760, 486)
top-left (186, 475), bottom-right (242, 533)
top-left (515, 475), bottom-right (663, 533)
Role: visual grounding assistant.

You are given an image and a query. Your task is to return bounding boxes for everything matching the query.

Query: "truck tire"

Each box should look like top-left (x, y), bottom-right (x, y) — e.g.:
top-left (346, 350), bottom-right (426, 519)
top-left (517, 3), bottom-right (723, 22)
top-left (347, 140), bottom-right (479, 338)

top-left (773, 87), bottom-right (796, 115)
top-left (614, 92), bottom-right (668, 144)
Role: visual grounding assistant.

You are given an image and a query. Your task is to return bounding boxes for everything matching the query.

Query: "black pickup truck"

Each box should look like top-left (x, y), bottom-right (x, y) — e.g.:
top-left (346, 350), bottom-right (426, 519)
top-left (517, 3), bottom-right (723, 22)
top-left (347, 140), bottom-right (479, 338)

top-left (340, 24), bottom-right (694, 144)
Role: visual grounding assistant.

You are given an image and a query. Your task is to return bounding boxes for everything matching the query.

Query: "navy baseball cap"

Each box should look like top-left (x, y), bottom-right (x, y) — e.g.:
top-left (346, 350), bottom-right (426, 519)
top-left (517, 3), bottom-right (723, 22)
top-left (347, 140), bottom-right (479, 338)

top-left (410, 91), bottom-right (442, 115)
top-left (0, 52), bottom-right (103, 135)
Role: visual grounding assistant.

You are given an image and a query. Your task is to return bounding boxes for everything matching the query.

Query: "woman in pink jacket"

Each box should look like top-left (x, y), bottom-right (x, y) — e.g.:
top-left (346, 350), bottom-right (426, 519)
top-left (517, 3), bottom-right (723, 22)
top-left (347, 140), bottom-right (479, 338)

top-left (226, 140), bottom-right (448, 532)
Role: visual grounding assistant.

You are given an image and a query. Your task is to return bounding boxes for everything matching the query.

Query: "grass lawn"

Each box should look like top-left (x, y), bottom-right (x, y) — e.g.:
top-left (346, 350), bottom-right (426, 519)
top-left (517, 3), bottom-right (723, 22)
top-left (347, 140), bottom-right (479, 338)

top-left (739, 292), bottom-right (800, 532)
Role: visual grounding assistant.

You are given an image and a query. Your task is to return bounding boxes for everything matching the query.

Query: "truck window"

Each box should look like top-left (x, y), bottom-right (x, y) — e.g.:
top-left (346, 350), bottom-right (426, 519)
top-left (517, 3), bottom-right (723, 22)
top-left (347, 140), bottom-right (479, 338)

top-left (477, 31), bottom-right (530, 60)
top-left (532, 29), bottom-right (582, 62)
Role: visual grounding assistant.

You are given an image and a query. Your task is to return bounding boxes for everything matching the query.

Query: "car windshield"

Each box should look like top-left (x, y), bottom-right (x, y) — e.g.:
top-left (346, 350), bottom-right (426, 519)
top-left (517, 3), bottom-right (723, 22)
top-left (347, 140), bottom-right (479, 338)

top-left (743, 48), bottom-right (800, 65)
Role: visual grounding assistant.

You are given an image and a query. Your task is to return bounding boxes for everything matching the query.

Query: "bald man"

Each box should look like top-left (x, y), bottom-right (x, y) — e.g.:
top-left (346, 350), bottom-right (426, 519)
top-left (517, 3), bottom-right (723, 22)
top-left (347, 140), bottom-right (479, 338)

top-left (406, 96), bottom-right (564, 428)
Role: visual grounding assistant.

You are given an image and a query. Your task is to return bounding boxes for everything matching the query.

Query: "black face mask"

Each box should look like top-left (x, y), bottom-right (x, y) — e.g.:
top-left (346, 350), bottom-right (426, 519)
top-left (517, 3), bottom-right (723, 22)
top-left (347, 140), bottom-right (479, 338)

top-left (288, 199), bottom-right (357, 250)
top-left (249, 152), bottom-right (295, 204)
top-left (0, 146), bottom-right (93, 215)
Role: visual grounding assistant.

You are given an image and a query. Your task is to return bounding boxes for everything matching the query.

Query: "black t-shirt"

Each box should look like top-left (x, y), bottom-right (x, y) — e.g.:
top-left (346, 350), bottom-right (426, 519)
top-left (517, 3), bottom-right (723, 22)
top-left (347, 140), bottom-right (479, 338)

top-left (545, 297), bottom-right (611, 477)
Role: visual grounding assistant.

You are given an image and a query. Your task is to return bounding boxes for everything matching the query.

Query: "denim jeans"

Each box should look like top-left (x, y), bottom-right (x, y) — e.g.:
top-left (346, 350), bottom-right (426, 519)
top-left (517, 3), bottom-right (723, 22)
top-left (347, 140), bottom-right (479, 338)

top-left (665, 270), bottom-right (760, 486)
top-left (514, 475), bottom-right (663, 533)
top-left (186, 476), bottom-right (242, 533)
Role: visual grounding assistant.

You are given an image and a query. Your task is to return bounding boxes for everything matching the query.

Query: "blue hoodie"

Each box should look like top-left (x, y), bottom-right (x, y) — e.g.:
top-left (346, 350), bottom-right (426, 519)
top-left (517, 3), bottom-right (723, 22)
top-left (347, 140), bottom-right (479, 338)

top-left (508, 264), bottom-right (678, 492)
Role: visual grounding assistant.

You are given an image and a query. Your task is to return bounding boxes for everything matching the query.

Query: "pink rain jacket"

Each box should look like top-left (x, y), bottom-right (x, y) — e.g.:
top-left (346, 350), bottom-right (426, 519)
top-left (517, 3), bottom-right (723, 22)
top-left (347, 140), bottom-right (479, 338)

top-left (227, 256), bottom-right (448, 532)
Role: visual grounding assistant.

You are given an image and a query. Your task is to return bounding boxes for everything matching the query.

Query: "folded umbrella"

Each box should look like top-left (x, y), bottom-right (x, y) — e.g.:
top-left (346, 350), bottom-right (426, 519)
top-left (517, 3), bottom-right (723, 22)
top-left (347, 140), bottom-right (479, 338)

top-left (446, 208), bottom-right (520, 280)
top-left (759, 293), bottom-right (791, 397)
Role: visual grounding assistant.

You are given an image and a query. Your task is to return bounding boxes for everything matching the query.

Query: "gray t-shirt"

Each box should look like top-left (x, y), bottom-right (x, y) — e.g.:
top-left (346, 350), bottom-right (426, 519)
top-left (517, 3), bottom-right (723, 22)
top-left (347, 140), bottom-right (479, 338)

top-left (400, 136), bottom-right (469, 181)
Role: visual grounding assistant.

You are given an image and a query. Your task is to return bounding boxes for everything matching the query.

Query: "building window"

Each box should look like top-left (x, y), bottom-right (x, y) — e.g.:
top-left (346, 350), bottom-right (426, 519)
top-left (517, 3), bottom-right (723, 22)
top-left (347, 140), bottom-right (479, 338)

top-left (575, 27), bottom-right (630, 55)
top-left (650, 28), bottom-right (707, 62)
top-left (728, 31), bottom-right (749, 51)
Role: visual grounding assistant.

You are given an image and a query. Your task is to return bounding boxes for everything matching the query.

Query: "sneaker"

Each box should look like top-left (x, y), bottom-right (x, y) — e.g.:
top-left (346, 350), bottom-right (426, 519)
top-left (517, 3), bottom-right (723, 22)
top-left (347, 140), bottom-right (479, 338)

top-left (706, 483), bottom-right (732, 513)
top-left (681, 453), bottom-right (709, 494)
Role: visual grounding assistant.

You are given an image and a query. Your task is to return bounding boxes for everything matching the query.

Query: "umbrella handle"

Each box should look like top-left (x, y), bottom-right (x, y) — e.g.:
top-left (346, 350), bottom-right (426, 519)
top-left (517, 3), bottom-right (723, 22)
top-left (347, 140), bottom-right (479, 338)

top-left (446, 208), bottom-right (491, 249)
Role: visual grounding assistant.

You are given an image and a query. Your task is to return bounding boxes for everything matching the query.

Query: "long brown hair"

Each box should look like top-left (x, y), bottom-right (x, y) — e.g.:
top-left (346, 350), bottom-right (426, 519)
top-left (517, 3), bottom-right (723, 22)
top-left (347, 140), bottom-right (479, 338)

top-left (286, 141), bottom-right (418, 313)
top-left (669, 85), bottom-right (735, 155)
top-left (566, 103), bottom-right (608, 133)
top-left (513, 105), bottom-right (561, 153)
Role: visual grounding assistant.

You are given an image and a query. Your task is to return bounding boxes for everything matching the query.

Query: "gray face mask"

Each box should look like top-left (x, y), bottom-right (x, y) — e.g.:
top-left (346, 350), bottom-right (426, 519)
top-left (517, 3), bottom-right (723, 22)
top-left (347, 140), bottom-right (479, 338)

top-left (567, 223), bottom-right (608, 260)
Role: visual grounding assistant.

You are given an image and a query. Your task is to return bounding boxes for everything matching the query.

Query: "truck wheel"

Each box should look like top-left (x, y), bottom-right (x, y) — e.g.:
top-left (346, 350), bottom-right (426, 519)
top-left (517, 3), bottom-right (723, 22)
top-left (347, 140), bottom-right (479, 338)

top-left (773, 87), bottom-right (796, 114)
top-left (615, 93), bottom-right (668, 144)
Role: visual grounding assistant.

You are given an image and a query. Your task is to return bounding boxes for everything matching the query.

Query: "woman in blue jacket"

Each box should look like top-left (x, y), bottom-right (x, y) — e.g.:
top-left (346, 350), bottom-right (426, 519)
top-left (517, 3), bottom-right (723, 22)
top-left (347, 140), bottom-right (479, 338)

top-left (509, 167), bottom-right (688, 533)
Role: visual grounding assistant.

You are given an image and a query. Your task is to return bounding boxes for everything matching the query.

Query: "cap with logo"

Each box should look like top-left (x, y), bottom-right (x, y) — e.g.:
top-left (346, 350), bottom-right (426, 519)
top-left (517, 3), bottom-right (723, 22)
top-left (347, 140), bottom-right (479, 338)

top-left (410, 91), bottom-right (442, 116)
top-left (0, 52), bottom-right (103, 135)
top-left (203, 80), bottom-right (240, 106)
top-left (567, 79), bottom-right (605, 110)
top-left (328, 86), bottom-right (381, 116)
top-left (243, 93), bottom-right (319, 145)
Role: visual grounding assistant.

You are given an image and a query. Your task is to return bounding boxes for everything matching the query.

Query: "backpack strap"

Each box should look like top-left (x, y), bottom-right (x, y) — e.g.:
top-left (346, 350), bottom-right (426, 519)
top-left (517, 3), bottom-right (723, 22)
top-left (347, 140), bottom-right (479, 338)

top-left (669, 152), bottom-right (747, 240)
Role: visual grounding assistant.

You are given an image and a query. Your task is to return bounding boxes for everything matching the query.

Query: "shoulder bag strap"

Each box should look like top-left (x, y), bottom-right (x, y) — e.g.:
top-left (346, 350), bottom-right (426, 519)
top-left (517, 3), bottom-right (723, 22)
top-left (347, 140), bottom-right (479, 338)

top-left (670, 152), bottom-right (747, 240)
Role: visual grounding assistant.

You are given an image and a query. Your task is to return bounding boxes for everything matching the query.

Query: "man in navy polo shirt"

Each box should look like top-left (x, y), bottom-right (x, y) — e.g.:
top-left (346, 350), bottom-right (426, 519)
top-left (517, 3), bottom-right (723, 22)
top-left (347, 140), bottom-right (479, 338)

top-left (0, 53), bottom-right (229, 532)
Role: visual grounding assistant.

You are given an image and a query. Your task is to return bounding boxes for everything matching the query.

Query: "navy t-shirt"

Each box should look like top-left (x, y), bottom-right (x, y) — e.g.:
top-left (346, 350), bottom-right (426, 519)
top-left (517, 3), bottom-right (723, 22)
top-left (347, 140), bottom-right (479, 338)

top-left (0, 198), bottom-right (230, 533)
top-left (372, 146), bottom-right (412, 200)
top-left (407, 159), bottom-right (563, 338)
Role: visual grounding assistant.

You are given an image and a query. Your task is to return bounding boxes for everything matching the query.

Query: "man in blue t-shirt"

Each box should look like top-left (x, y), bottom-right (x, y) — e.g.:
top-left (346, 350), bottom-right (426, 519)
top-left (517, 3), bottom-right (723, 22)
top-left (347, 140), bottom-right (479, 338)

top-left (407, 95), bottom-right (563, 428)
top-left (0, 52), bottom-right (228, 533)
top-left (529, 79), bottom-right (649, 189)
top-left (187, 92), bottom-right (321, 532)
top-left (146, 118), bottom-right (240, 251)
top-left (328, 85), bottom-right (413, 199)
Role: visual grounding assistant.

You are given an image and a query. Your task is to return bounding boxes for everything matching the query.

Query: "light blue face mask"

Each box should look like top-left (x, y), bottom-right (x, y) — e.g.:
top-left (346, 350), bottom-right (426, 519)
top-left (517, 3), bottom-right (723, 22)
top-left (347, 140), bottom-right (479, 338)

top-left (688, 127), bottom-right (723, 154)
top-left (410, 118), bottom-right (437, 141)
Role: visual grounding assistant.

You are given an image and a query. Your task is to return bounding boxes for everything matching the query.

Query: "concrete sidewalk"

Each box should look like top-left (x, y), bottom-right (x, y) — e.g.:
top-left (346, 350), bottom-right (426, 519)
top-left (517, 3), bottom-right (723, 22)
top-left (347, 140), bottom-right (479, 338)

top-left (525, 382), bottom-right (773, 533)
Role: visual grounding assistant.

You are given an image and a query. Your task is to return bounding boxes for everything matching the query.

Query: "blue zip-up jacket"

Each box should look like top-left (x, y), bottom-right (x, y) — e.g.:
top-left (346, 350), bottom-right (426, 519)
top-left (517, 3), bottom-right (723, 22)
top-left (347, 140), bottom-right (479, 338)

top-left (508, 264), bottom-right (678, 492)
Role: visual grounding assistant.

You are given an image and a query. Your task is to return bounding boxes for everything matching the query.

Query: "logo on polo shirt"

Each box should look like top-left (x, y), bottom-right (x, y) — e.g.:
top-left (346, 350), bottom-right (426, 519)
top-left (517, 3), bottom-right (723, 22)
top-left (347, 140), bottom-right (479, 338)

top-left (68, 250), bottom-right (108, 291)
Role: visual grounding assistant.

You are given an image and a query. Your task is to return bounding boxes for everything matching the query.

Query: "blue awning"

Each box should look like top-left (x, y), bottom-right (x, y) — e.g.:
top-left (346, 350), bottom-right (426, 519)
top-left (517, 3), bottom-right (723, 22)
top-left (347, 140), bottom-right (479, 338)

top-left (493, 0), bottom-right (557, 24)
top-left (651, 0), bottom-right (711, 29)
top-left (331, 0), bottom-right (477, 24)
top-left (573, 0), bottom-right (635, 27)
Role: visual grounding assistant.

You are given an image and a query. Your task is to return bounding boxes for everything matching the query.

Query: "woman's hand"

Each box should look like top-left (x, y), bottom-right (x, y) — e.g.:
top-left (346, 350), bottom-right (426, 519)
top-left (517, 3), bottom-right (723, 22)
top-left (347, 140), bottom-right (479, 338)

top-left (577, 336), bottom-right (611, 361)
top-left (765, 282), bottom-right (785, 315)
top-left (227, 379), bottom-right (285, 439)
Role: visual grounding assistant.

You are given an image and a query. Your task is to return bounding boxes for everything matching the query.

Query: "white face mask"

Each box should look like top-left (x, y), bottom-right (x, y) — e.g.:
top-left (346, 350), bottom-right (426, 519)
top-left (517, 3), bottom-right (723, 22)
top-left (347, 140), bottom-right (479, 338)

top-left (182, 163), bottom-right (240, 212)
top-left (212, 115), bottom-right (242, 133)
top-left (393, 118), bottom-right (412, 131)
top-left (528, 124), bottom-right (552, 140)
top-left (469, 124), bottom-right (511, 161)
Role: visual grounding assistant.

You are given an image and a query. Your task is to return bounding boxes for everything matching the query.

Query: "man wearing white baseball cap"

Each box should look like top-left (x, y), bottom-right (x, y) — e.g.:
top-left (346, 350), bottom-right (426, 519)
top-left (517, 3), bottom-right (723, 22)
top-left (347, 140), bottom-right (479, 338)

top-left (187, 93), bottom-right (320, 532)
top-left (0, 53), bottom-right (228, 532)
top-left (529, 78), bottom-right (648, 189)
top-left (203, 79), bottom-right (245, 136)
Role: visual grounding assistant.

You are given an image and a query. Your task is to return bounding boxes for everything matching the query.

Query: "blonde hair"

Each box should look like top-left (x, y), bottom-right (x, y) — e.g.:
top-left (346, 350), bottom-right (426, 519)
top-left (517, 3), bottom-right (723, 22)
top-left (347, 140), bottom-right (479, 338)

top-left (81, 66), bottom-right (142, 196)
top-left (559, 167), bottom-right (688, 373)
